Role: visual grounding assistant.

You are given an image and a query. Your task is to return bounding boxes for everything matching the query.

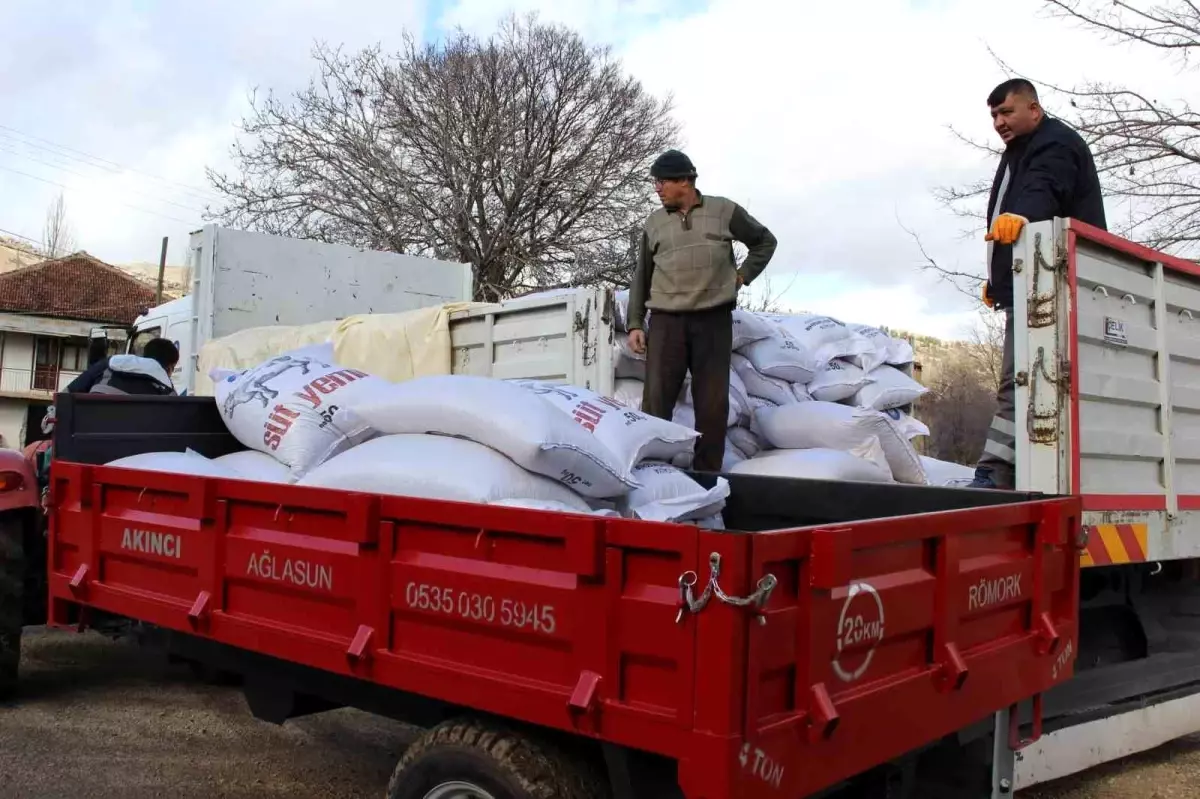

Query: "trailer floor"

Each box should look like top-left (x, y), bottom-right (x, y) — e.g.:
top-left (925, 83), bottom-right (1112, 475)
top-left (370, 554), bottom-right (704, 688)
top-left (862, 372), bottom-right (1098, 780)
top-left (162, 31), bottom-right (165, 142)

top-left (4, 628), bottom-right (1199, 799)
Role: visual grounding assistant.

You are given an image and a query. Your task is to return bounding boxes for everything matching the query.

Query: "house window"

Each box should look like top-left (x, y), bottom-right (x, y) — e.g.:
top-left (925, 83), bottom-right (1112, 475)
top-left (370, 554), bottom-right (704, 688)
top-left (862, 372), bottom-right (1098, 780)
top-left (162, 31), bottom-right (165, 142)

top-left (60, 342), bottom-right (87, 373)
top-left (32, 337), bottom-right (62, 391)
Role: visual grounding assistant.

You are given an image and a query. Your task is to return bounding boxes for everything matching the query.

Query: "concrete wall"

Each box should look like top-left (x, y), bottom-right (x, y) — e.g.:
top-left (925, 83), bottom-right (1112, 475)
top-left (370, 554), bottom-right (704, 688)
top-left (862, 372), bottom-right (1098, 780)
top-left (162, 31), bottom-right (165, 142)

top-left (0, 399), bottom-right (28, 450)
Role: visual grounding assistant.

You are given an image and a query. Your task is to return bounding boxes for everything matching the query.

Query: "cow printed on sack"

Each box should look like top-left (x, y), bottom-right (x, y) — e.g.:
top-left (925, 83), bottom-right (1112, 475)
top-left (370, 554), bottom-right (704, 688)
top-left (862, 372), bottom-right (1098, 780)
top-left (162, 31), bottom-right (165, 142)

top-left (214, 350), bottom-right (389, 478)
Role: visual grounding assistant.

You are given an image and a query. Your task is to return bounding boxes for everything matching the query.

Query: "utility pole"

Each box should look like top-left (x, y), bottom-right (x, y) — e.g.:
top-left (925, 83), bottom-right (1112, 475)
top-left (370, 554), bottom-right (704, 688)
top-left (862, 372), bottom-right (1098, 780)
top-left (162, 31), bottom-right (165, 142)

top-left (156, 236), bottom-right (168, 305)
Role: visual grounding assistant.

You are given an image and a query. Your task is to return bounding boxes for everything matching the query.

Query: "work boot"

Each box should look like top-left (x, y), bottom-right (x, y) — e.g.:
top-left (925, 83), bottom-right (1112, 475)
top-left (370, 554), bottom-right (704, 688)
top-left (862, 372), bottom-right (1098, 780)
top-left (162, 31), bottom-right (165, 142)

top-left (968, 466), bottom-right (998, 490)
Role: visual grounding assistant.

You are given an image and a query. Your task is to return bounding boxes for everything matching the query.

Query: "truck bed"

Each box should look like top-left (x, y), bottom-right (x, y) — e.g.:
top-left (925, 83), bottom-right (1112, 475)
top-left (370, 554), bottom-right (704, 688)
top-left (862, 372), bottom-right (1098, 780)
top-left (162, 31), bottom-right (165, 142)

top-left (48, 393), bottom-right (1082, 798)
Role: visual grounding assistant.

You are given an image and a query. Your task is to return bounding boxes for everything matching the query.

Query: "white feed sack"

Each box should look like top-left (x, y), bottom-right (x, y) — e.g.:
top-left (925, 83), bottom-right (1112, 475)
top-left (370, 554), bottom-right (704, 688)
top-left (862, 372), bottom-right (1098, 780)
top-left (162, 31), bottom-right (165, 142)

top-left (614, 334), bottom-right (646, 381)
top-left (106, 450), bottom-right (243, 479)
top-left (673, 397), bottom-right (738, 430)
top-left (620, 462), bottom-right (730, 523)
top-left (212, 450), bottom-right (295, 483)
top-left (613, 378), bottom-right (645, 411)
top-left (682, 369), bottom-right (752, 426)
top-left (845, 324), bottom-right (890, 372)
top-left (730, 448), bottom-right (895, 483)
top-left (739, 330), bottom-right (817, 385)
top-left (727, 425), bottom-right (763, 458)
top-left (489, 498), bottom-right (622, 517)
top-left (213, 349), bottom-right (391, 478)
top-left (297, 434), bottom-right (593, 510)
top-left (920, 456), bottom-right (977, 487)
top-left (768, 314), bottom-right (873, 370)
top-left (511, 379), bottom-right (700, 481)
top-left (807, 359), bottom-right (870, 403)
top-left (352, 375), bottom-right (644, 498)
top-left (754, 401), bottom-right (927, 484)
top-left (882, 409), bottom-right (930, 441)
top-left (732, 353), bottom-right (797, 406)
top-left (853, 365), bottom-right (929, 412)
top-left (731, 309), bottom-right (778, 350)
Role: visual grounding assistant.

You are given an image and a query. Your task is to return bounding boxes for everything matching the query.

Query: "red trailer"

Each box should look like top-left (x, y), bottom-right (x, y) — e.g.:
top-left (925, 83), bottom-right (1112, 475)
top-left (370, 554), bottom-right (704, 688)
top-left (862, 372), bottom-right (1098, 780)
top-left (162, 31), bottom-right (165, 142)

top-left (26, 393), bottom-right (1081, 798)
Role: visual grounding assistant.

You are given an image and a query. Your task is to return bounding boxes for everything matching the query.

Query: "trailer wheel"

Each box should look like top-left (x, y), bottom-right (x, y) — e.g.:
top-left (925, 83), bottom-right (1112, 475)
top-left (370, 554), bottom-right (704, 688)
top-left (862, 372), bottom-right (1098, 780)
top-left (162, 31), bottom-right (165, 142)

top-left (387, 719), bottom-right (605, 799)
top-left (0, 517), bottom-right (24, 700)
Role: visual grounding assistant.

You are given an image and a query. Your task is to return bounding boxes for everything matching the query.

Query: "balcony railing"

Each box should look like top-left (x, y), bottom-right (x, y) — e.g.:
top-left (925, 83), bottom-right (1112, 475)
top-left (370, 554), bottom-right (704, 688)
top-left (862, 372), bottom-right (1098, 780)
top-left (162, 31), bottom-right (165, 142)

top-left (0, 368), bottom-right (82, 396)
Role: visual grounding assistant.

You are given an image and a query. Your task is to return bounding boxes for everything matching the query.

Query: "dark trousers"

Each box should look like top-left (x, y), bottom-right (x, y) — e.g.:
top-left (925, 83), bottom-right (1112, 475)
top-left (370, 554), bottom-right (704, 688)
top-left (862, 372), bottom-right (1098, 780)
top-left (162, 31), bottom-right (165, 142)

top-left (641, 305), bottom-right (732, 472)
top-left (976, 310), bottom-right (1016, 488)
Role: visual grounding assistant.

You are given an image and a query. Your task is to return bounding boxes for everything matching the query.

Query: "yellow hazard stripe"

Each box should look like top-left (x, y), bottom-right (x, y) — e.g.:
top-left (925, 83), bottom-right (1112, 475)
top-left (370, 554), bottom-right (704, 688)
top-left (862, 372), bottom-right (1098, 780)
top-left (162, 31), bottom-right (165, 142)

top-left (1081, 523), bottom-right (1149, 568)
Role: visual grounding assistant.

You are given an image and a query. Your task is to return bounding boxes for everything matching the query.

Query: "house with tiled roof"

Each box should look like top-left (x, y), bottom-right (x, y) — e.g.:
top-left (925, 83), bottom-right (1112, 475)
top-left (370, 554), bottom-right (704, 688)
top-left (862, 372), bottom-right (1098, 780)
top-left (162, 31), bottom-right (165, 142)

top-left (0, 251), bottom-right (157, 448)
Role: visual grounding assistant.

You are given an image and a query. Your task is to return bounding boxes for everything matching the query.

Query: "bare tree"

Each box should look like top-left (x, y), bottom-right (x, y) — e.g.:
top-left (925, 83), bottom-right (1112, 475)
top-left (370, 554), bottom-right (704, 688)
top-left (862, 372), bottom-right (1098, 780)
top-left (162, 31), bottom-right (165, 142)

top-left (964, 309), bottom-right (1006, 393)
top-left (919, 352), bottom-right (998, 465)
top-left (937, 1), bottom-right (1200, 256)
top-left (208, 14), bottom-right (678, 301)
top-left (42, 192), bottom-right (77, 259)
top-left (737, 272), bottom-right (799, 314)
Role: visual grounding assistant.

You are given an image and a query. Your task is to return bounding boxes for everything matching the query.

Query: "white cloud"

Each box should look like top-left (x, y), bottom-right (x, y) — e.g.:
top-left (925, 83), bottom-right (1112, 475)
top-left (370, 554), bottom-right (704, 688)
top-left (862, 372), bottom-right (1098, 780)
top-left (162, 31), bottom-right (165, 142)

top-left (3, 0), bottom-right (1197, 340)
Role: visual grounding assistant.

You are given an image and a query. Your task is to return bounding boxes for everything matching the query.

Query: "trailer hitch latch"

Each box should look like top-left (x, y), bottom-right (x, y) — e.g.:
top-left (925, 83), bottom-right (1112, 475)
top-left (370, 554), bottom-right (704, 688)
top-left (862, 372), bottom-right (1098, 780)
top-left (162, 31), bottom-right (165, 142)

top-left (676, 553), bottom-right (778, 626)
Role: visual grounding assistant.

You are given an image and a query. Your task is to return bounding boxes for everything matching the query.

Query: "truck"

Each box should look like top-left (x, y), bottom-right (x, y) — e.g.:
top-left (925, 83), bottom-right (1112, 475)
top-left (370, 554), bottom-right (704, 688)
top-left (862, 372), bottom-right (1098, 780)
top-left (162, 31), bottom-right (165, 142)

top-left (128, 224), bottom-right (476, 394)
top-left (7, 216), bottom-right (1195, 796)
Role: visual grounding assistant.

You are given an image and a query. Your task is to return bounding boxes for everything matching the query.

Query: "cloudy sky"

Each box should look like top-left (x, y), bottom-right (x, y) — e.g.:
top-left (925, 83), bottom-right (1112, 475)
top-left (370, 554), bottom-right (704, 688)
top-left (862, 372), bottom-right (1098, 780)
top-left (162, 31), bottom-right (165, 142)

top-left (0, 0), bottom-right (1191, 339)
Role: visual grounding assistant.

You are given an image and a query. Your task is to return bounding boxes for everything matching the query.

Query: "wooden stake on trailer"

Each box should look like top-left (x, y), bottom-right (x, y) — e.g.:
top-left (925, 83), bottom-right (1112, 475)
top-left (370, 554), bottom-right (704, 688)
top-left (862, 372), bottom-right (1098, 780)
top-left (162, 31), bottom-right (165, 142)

top-left (156, 236), bottom-right (168, 305)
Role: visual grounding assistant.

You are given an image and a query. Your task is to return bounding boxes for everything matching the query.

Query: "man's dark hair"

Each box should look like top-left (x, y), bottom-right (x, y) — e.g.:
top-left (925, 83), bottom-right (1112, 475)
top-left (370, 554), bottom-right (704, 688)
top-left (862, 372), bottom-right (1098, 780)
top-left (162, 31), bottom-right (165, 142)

top-left (987, 78), bottom-right (1039, 108)
top-left (142, 337), bottom-right (179, 370)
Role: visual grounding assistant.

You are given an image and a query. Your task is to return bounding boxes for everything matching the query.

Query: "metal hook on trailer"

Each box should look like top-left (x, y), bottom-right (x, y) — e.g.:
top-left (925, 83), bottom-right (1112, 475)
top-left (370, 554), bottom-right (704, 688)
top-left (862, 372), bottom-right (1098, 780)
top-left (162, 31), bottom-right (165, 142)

top-left (675, 553), bottom-right (778, 626)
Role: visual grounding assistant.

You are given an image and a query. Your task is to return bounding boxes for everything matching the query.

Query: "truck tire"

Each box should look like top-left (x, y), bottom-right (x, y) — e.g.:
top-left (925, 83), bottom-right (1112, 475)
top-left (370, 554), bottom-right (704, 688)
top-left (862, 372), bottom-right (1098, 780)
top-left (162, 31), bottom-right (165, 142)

top-left (387, 719), bottom-right (606, 799)
top-left (0, 518), bottom-right (23, 700)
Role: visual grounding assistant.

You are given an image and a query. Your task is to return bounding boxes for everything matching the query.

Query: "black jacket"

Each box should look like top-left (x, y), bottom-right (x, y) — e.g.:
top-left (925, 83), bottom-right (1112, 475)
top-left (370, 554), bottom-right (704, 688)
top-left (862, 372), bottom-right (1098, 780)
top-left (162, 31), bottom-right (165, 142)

top-left (67, 355), bottom-right (176, 396)
top-left (987, 116), bottom-right (1106, 308)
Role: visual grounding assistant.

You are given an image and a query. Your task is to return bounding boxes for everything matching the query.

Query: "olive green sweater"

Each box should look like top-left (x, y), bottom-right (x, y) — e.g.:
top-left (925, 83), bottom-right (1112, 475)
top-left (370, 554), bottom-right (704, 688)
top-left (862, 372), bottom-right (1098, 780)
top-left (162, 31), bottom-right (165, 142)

top-left (626, 193), bottom-right (777, 330)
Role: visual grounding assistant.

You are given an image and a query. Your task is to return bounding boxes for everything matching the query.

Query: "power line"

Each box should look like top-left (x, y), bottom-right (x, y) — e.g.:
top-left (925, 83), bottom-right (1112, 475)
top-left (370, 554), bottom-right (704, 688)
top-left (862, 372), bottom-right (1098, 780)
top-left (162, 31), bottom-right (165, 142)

top-left (0, 123), bottom-right (223, 203)
top-left (0, 142), bottom-right (208, 215)
top-left (0, 227), bottom-right (41, 248)
top-left (0, 163), bottom-right (197, 226)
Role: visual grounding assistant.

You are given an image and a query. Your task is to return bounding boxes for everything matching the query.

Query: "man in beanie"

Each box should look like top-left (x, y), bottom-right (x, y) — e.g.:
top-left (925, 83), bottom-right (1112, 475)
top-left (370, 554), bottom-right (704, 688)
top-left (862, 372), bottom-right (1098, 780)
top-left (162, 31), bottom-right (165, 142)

top-left (970, 79), bottom-right (1105, 490)
top-left (626, 149), bottom-right (777, 471)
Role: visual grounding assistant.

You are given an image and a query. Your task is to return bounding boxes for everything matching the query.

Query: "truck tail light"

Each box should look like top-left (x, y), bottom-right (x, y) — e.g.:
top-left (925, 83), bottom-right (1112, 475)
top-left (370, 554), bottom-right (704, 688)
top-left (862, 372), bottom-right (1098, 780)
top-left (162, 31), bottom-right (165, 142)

top-left (0, 471), bottom-right (25, 492)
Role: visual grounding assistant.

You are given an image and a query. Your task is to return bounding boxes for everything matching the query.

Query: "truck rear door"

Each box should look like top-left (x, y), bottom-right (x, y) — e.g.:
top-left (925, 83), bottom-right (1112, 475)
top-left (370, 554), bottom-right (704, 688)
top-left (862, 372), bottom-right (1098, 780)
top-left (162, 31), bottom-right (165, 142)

top-left (734, 497), bottom-right (1081, 798)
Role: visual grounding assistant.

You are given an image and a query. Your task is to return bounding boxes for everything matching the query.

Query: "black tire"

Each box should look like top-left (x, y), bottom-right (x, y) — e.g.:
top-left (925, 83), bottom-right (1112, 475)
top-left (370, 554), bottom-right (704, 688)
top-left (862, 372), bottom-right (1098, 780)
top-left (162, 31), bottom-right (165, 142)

top-left (387, 719), bottom-right (606, 799)
top-left (0, 518), bottom-right (24, 701)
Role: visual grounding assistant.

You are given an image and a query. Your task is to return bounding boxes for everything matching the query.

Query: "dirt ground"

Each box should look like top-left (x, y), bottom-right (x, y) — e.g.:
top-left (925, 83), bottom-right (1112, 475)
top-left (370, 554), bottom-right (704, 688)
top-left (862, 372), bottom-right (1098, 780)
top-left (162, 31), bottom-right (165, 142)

top-left (3, 627), bottom-right (1199, 799)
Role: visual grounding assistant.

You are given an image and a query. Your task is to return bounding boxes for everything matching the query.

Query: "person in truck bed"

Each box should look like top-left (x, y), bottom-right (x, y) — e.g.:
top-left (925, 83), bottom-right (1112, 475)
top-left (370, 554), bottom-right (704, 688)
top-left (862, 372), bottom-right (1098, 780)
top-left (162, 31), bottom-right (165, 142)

top-left (626, 149), bottom-right (777, 472)
top-left (66, 337), bottom-right (179, 396)
top-left (972, 78), bottom-right (1106, 490)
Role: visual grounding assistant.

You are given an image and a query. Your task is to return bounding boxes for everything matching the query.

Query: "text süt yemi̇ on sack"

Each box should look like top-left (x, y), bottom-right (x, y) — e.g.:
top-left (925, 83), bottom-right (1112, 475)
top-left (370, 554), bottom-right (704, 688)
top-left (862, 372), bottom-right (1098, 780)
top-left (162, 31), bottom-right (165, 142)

top-left (213, 350), bottom-right (390, 478)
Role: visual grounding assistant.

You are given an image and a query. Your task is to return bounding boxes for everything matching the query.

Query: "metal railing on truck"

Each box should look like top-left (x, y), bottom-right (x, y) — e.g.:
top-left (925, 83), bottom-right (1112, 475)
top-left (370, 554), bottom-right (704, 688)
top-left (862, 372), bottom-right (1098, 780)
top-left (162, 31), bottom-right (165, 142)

top-left (39, 393), bottom-right (1083, 799)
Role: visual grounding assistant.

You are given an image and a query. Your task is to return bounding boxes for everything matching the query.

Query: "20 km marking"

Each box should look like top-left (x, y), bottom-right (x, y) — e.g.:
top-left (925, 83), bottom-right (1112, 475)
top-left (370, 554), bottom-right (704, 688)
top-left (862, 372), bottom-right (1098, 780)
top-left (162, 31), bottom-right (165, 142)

top-left (404, 582), bottom-right (557, 635)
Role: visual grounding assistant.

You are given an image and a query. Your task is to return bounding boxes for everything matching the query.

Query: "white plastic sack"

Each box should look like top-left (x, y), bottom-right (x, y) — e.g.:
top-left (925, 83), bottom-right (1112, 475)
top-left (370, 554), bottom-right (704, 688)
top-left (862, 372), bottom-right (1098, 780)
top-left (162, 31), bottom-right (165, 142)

top-left (769, 314), bottom-right (873, 369)
top-left (511, 379), bottom-right (699, 479)
top-left (792, 383), bottom-right (812, 402)
top-left (613, 378), bottom-right (644, 411)
top-left (731, 309), bottom-right (778, 350)
top-left (620, 462), bottom-right (730, 523)
top-left (106, 450), bottom-right (242, 479)
top-left (732, 353), bottom-right (797, 406)
top-left (887, 335), bottom-right (915, 366)
top-left (808, 359), bottom-right (870, 403)
top-left (298, 434), bottom-right (593, 509)
top-left (740, 330), bottom-right (817, 384)
top-left (723, 448), bottom-right (745, 471)
top-left (754, 401), bottom-right (927, 484)
top-left (882, 408), bottom-right (930, 441)
top-left (845, 324), bottom-right (890, 372)
top-left (214, 349), bottom-right (390, 477)
top-left (920, 456), bottom-right (977, 487)
top-left (489, 498), bottom-right (622, 517)
top-left (352, 375), bottom-right (640, 497)
top-left (727, 426), bottom-right (763, 458)
top-left (213, 450), bottom-right (294, 483)
top-left (730, 448), bottom-right (894, 483)
top-left (854, 366), bottom-right (929, 411)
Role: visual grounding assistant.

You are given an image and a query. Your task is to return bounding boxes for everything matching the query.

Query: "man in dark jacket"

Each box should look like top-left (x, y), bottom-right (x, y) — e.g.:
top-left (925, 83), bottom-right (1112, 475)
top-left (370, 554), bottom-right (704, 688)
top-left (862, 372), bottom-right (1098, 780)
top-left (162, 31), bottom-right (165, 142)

top-left (971, 79), bottom-right (1106, 489)
top-left (66, 337), bottom-right (179, 396)
top-left (626, 149), bottom-right (777, 471)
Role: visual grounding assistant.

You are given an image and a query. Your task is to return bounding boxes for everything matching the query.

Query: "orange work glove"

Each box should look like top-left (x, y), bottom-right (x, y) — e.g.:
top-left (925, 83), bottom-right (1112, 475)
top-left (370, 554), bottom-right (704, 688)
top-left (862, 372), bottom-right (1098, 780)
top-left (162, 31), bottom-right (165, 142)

top-left (985, 213), bottom-right (1028, 245)
top-left (981, 282), bottom-right (995, 309)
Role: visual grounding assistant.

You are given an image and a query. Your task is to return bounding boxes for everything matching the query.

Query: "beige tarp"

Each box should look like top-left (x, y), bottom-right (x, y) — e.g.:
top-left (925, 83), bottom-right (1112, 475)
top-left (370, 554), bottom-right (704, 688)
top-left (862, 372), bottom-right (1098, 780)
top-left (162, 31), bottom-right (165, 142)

top-left (193, 302), bottom-right (486, 395)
